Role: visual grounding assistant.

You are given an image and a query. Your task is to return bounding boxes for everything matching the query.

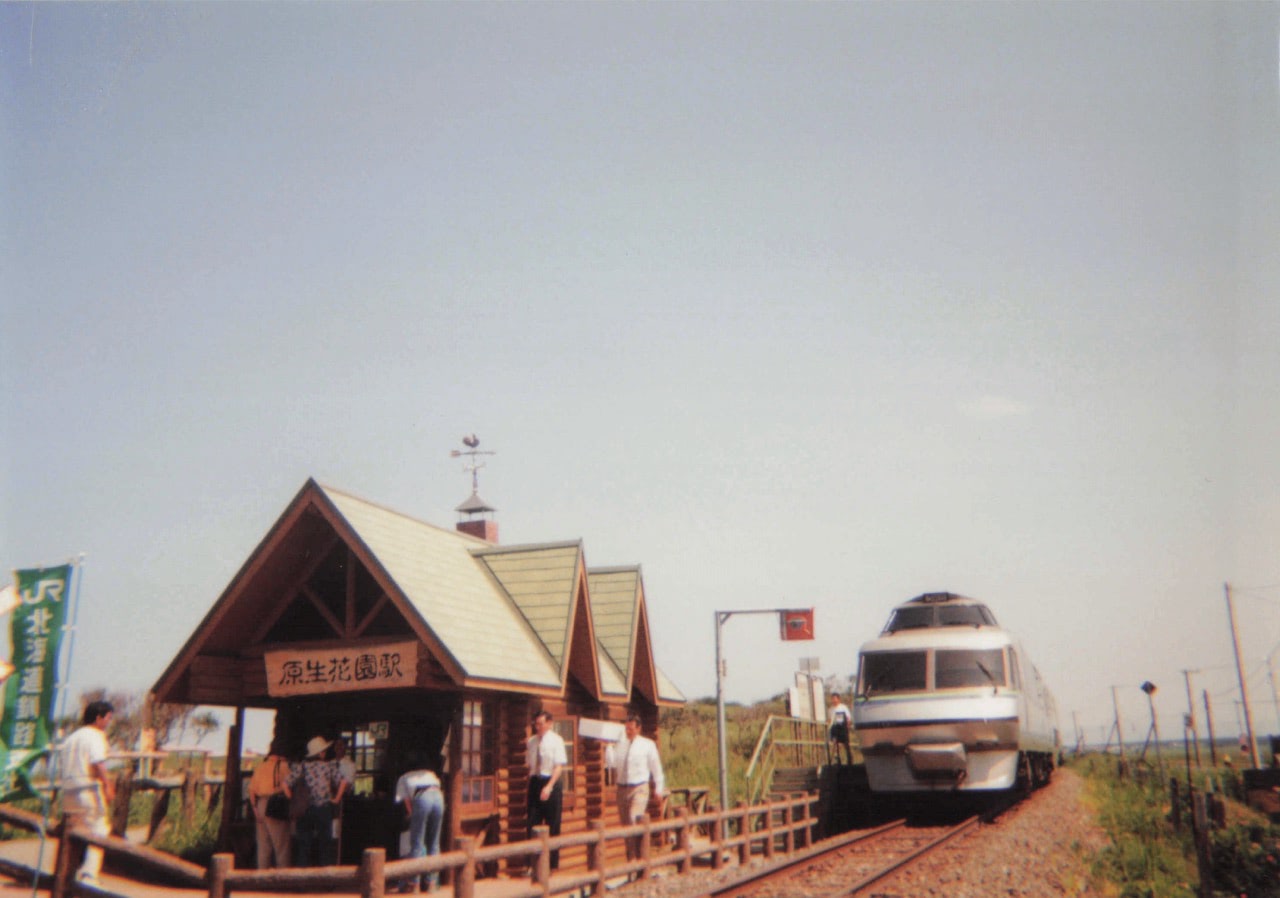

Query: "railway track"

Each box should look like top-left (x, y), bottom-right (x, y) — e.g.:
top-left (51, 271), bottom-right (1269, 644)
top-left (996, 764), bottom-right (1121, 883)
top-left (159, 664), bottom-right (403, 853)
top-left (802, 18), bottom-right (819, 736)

top-left (700, 815), bottom-right (980, 898)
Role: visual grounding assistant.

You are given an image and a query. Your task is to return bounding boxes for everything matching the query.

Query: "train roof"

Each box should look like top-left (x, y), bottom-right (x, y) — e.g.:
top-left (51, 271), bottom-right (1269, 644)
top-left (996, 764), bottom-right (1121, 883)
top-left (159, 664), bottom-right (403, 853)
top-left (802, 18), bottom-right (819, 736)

top-left (879, 592), bottom-right (1000, 634)
top-left (858, 625), bottom-right (1015, 655)
top-left (900, 591), bottom-right (979, 605)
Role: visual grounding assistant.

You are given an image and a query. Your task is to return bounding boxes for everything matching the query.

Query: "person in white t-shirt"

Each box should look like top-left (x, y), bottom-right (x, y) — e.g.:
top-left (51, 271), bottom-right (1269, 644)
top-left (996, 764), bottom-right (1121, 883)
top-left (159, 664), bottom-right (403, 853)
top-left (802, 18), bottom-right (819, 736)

top-left (394, 767), bottom-right (444, 893)
top-left (58, 700), bottom-right (115, 884)
top-left (606, 714), bottom-right (667, 864)
top-left (829, 693), bottom-right (853, 765)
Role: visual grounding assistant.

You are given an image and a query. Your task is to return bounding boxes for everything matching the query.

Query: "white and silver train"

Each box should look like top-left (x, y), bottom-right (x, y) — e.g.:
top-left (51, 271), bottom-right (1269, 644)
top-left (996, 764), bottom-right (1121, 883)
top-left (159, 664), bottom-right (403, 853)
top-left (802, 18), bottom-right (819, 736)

top-left (853, 592), bottom-right (1059, 793)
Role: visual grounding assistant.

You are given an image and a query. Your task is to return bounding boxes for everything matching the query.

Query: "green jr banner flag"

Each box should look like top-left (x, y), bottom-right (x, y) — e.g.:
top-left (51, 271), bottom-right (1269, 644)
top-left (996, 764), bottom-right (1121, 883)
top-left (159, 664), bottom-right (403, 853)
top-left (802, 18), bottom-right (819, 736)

top-left (0, 565), bottom-right (72, 796)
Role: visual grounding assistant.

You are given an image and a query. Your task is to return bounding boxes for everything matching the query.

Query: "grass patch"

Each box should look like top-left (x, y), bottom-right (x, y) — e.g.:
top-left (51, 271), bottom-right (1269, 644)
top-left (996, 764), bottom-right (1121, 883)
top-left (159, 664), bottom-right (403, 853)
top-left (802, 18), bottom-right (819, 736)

top-left (1074, 755), bottom-right (1280, 898)
top-left (1075, 756), bottom-right (1197, 898)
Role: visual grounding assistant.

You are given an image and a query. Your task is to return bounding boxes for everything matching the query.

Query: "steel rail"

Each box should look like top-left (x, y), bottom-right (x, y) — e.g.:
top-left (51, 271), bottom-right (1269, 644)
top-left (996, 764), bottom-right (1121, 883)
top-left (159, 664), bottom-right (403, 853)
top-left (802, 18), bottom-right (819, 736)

top-left (840, 814), bottom-right (980, 897)
top-left (705, 819), bottom-right (907, 898)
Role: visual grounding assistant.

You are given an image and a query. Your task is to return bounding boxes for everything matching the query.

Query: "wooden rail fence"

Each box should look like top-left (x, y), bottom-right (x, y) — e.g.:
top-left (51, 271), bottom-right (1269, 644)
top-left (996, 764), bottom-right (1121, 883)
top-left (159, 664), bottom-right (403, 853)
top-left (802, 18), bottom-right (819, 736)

top-left (0, 793), bottom-right (819, 898)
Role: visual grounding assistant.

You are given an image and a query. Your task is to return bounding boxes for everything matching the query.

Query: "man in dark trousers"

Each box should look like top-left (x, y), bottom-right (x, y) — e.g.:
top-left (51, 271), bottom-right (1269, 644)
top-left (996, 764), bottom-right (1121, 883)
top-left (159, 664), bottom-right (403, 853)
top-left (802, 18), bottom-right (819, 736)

top-left (525, 711), bottom-right (567, 871)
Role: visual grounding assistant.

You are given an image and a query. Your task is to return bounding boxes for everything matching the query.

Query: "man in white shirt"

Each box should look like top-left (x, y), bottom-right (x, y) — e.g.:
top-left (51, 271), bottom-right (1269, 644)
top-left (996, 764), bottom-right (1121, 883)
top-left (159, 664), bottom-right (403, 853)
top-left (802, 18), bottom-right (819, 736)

top-left (525, 711), bottom-right (567, 870)
top-left (829, 693), bottom-right (853, 765)
top-left (58, 700), bottom-right (115, 884)
top-left (606, 713), bottom-right (666, 863)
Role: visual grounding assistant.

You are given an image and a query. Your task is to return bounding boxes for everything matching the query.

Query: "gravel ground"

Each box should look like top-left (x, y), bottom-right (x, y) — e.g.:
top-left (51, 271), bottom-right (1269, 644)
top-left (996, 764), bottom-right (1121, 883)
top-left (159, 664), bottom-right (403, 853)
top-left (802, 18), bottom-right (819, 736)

top-left (869, 768), bottom-right (1109, 897)
top-left (614, 767), bottom-right (1109, 898)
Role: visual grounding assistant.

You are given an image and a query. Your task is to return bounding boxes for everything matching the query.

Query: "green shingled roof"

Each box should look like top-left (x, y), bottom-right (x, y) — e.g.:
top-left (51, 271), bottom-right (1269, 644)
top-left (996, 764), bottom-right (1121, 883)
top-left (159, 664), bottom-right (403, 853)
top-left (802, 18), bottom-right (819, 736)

top-left (322, 485), bottom-right (562, 688)
top-left (587, 567), bottom-right (640, 690)
top-left (474, 542), bottom-right (582, 673)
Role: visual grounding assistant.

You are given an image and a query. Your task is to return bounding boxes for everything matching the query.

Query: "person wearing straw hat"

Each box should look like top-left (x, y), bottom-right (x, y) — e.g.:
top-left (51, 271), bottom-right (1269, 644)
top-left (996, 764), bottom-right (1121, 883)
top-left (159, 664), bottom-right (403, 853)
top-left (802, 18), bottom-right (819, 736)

top-left (286, 735), bottom-right (348, 866)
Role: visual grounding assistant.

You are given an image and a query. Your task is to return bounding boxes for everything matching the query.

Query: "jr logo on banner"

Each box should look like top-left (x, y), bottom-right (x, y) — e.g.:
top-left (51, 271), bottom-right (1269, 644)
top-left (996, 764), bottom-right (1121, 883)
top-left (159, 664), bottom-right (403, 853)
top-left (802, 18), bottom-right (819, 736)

top-left (0, 565), bottom-right (71, 795)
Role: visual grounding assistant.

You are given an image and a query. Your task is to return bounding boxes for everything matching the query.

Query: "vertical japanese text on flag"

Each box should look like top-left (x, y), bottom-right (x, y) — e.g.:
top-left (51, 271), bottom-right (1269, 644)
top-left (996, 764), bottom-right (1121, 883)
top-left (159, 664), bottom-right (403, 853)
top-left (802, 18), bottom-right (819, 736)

top-left (0, 566), bottom-right (72, 790)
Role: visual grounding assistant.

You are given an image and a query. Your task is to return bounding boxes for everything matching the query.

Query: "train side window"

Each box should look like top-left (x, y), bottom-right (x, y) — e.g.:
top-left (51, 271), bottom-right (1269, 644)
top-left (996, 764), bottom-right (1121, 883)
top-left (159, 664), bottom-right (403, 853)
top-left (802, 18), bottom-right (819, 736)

top-left (1007, 648), bottom-right (1022, 689)
top-left (859, 651), bottom-right (927, 694)
top-left (935, 649), bottom-right (1006, 689)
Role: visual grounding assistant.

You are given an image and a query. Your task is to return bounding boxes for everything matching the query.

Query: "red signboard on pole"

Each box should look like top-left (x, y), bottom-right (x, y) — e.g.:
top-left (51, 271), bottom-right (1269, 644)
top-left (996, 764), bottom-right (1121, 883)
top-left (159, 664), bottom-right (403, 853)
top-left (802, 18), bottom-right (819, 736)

top-left (780, 608), bottom-right (815, 641)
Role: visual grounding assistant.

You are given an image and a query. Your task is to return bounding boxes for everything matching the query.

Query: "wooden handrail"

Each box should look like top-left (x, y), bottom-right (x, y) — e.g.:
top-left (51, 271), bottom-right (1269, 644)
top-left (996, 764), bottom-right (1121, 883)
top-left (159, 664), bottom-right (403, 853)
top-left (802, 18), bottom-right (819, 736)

top-left (27, 790), bottom-right (821, 898)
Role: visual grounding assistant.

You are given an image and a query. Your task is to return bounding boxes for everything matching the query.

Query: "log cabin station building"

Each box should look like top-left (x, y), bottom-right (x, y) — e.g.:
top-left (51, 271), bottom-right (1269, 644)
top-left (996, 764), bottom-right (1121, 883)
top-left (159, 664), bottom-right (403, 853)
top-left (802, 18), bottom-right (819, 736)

top-left (151, 477), bottom-right (685, 872)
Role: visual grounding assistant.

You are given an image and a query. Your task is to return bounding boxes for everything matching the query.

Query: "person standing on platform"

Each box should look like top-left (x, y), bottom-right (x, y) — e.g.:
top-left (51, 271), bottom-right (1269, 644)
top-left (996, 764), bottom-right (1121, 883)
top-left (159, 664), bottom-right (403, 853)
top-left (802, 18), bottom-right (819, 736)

top-left (606, 714), bottom-right (667, 865)
top-left (829, 693), bottom-right (853, 765)
top-left (287, 736), bottom-right (348, 866)
top-left (526, 710), bottom-right (567, 871)
top-left (394, 766), bottom-right (444, 893)
top-left (331, 738), bottom-right (357, 853)
top-left (247, 738), bottom-right (292, 868)
top-left (57, 700), bottom-right (115, 886)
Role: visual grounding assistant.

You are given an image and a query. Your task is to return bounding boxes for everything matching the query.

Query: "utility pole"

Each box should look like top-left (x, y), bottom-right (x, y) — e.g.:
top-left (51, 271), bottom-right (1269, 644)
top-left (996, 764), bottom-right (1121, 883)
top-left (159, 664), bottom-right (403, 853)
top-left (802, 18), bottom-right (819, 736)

top-left (714, 607), bottom-right (816, 813)
top-left (1203, 690), bottom-right (1218, 767)
top-left (1111, 686), bottom-right (1126, 773)
top-left (1267, 650), bottom-right (1280, 733)
top-left (1182, 669), bottom-right (1202, 768)
top-left (1225, 582), bottom-right (1261, 768)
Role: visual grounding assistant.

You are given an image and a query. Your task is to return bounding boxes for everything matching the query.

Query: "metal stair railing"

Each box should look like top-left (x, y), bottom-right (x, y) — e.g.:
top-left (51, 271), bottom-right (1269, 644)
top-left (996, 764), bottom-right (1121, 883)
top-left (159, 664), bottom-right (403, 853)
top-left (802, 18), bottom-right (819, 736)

top-left (743, 715), bottom-right (831, 806)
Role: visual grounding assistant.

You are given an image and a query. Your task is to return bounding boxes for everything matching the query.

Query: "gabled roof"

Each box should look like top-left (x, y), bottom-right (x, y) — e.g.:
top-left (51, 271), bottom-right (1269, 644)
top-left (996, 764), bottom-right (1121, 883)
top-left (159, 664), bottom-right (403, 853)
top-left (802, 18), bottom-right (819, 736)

top-left (474, 542), bottom-right (582, 675)
top-left (153, 479), bottom-right (684, 707)
top-left (321, 485), bottom-right (561, 688)
top-left (656, 667), bottom-right (686, 704)
top-left (587, 567), bottom-right (641, 692)
top-left (587, 566), bottom-right (685, 706)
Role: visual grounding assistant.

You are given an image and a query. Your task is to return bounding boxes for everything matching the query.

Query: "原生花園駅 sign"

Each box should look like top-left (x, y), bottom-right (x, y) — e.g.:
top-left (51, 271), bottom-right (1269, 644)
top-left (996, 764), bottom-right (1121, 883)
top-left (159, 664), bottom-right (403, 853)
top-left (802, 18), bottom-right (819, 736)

top-left (265, 641), bottom-right (418, 697)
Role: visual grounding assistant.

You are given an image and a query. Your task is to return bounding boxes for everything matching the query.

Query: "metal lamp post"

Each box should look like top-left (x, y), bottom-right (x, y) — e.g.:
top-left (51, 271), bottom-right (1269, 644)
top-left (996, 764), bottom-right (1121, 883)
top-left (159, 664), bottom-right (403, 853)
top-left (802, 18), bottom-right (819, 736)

top-left (1141, 680), bottom-right (1166, 785)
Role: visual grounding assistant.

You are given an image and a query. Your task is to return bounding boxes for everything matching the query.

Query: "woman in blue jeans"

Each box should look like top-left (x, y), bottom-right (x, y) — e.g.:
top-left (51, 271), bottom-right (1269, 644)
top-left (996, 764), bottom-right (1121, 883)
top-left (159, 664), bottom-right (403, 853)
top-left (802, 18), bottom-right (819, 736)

top-left (394, 768), bottom-right (444, 893)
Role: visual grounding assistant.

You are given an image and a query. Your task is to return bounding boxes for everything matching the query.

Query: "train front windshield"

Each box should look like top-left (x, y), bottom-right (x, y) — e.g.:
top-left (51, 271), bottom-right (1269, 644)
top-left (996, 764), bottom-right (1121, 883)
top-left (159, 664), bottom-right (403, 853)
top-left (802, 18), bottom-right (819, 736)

top-left (858, 648), bottom-right (1008, 694)
top-left (883, 604), bottom-right (996, 633)
top-left (935, 649), bottom-right (1006, 688)
top-left (858, 651), bottom-right (927, 694)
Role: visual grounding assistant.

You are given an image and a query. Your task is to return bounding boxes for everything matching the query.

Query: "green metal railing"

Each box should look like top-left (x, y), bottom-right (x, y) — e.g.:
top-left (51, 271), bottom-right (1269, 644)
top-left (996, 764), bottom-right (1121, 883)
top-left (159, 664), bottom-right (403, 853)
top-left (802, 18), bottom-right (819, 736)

top-left (743, 715), bottom-right (833, 806)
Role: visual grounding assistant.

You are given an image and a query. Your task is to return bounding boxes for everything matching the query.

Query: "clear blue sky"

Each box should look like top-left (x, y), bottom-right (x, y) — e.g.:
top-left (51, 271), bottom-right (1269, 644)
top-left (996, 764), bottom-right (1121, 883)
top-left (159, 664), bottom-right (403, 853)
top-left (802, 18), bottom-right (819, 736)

top-left (3, 2), bottom-right (1278, 753)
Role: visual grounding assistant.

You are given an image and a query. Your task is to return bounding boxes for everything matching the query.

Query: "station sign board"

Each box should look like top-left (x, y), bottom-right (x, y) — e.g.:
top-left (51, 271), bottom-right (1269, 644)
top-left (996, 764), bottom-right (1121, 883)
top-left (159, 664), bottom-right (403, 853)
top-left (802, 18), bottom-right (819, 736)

top-left (264, 640), bottom-right (418, 697)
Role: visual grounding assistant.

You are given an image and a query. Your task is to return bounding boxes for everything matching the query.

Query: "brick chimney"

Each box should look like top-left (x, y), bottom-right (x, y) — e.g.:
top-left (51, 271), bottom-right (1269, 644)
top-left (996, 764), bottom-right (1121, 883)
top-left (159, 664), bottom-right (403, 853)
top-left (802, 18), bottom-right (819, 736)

top-left (455, 491), bottom-right (498, 544)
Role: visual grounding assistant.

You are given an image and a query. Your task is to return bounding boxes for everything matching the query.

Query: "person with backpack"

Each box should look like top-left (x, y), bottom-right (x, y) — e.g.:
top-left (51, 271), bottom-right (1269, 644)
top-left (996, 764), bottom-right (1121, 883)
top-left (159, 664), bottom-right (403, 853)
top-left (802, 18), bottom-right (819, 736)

top-left (247, 738), bottom-right (292, 868)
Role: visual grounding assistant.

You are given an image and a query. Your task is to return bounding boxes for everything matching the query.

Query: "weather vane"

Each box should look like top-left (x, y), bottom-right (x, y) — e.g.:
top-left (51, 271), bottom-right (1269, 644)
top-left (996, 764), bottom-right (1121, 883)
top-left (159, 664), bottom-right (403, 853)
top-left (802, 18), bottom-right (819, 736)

top-left (450, 433), bottom-right (496, 494)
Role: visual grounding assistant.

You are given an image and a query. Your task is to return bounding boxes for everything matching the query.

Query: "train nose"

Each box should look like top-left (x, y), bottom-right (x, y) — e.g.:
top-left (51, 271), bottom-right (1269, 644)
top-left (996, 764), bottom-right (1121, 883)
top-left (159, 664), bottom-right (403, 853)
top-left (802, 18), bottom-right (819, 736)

top-left (905, 742), bottom-right (968, 778)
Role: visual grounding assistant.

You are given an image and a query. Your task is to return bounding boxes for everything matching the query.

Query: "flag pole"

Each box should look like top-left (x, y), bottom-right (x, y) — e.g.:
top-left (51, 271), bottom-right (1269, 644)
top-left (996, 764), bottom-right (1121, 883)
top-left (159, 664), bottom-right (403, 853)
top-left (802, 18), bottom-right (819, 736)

top-left (33, 553), bottom-right (85, 898)
top-left (54, 553), bottom-right (86, 729)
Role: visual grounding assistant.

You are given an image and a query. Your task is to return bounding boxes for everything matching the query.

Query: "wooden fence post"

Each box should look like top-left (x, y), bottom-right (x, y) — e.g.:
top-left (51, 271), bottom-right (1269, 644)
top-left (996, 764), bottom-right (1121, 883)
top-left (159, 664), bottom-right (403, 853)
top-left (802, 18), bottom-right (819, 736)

top-left (455, 836), bottom-right (477, 898)
top-left (51, 823), bottom-right (74, 898)
top-left (638, 814), bottom-right (651, 881)
top-left (736, 803), bottom-right (749, 866)
top-left (711, 805), bottom-right (725, 871)
top-left (1169, 779), bottom-right (1181, 832)
top-left (778, 798), bottom-right (788, 854)
top-left (1193, 792), bottom-right (1213, 898)
top-left (675, 808), bottom-right (691, 874)
top-left (762, 801), bottom-right (775, 860)
top-left (358, 847), bottom-right (385, 898)
top-left (533, 825), bottom-right (550, 893)
top-left (207, 853), bottom-right (232, 898)
top-left (182, 770), bottom-right (197, 826)
top-left (587, 821), bottom-right (606, 896)
top-left (110, 769), bottom-right (133, 837)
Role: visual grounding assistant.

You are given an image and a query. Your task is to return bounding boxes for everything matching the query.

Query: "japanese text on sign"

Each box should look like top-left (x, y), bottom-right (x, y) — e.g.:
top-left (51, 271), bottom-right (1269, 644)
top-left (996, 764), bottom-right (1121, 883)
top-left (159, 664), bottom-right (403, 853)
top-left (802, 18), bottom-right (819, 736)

top-left (265, 641), bottom-right (418, 697)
